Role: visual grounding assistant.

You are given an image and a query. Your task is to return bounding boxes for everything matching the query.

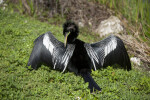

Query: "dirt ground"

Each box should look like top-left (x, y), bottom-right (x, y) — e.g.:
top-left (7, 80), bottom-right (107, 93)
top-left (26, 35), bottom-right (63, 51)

top-left (61, 0), bottom-right (112, 29)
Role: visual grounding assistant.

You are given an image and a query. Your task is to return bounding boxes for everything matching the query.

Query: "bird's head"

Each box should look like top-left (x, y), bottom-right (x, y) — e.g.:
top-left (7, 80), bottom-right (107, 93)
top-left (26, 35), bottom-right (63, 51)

top-left (63, 21), bottom-right (79, 47)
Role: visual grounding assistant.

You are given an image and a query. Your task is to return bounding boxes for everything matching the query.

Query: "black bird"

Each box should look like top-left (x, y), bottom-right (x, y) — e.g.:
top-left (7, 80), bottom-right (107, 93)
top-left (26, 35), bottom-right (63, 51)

top-left (28, 21), bottom-right (131, 92)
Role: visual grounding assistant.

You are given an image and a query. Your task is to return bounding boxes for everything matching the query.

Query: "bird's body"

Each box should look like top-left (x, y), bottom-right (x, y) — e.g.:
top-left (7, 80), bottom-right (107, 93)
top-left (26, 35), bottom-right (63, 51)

top-left (28, 21), bottom-right (131, 92)
top-left (68, 39), bottom-right (92, 73)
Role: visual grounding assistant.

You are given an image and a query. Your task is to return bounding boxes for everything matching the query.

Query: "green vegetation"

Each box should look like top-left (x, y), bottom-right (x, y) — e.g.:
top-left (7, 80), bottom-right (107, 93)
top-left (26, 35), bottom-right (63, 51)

top-left (92, 0), bottom-right (150, 45)
top-left (6, 0), bottom-right (150, 45)
top-left (0, 9), bottom-right (150, 100)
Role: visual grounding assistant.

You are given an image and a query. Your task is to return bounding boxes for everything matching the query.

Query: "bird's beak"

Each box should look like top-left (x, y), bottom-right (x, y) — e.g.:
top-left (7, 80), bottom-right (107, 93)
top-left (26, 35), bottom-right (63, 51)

top-left (64, 32), bottom-right (69, 47)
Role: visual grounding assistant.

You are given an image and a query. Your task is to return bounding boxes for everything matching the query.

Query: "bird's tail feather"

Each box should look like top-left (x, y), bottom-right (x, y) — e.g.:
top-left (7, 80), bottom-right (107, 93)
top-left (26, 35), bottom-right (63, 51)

top-left (81, 72), bottom-right (101, 92)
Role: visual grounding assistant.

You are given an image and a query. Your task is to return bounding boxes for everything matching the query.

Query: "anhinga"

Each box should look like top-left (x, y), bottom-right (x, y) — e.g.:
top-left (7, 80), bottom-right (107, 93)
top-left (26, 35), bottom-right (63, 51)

top-left (28, 21), bottom-right (131, 92)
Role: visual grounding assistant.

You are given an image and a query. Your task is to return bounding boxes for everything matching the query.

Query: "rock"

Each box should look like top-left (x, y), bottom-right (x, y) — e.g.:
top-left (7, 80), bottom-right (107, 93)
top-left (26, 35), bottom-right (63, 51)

top-left (0, 0), bottom-right (3, 4)
top-left (130, 57), bottom-right (141, 66)
top-left (78, 21), bottom-right (84, 27)
top-left (95, 16), bottom-right (123, 37)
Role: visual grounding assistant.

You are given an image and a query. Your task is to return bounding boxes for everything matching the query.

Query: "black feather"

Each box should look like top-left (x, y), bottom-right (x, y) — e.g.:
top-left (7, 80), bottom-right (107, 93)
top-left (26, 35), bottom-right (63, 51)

top-left (85, 35), bottom-right (131, 71)
top-left (28, 21), bottom-right (131, 92)
top-left (81, 72), bottom-right (101, 92)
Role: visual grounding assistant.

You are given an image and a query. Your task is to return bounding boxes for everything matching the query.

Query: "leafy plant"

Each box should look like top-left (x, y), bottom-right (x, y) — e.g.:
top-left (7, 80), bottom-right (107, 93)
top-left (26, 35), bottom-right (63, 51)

top-left (0, 8), bottom-right (150, 100)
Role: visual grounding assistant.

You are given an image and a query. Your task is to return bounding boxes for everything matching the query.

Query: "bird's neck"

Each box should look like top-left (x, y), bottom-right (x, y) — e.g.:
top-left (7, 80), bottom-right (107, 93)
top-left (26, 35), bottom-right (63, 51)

top-left (67, 32), bottom-right (78, 44)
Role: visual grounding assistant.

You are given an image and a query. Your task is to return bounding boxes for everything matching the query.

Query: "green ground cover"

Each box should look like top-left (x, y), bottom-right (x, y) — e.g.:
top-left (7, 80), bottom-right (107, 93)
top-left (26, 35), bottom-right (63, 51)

top-left (0, 9), bottom-right (150, 100)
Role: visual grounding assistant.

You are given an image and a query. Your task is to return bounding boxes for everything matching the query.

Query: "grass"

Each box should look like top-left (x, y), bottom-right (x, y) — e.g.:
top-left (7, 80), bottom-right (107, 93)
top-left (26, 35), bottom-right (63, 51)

top-left (92, 0), bottom-right (150, 45)
top-left (0, 9), bottom-right (150, 100)
top-left (6, 0), bottom-right (150, 46)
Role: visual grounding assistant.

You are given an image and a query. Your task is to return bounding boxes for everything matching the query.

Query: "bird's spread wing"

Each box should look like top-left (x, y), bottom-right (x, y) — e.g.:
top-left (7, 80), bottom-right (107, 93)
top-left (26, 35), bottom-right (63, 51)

top-left (84, 35), bottom-right (131, 71)
top-left (28, 32), bottom-right (75, 72)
